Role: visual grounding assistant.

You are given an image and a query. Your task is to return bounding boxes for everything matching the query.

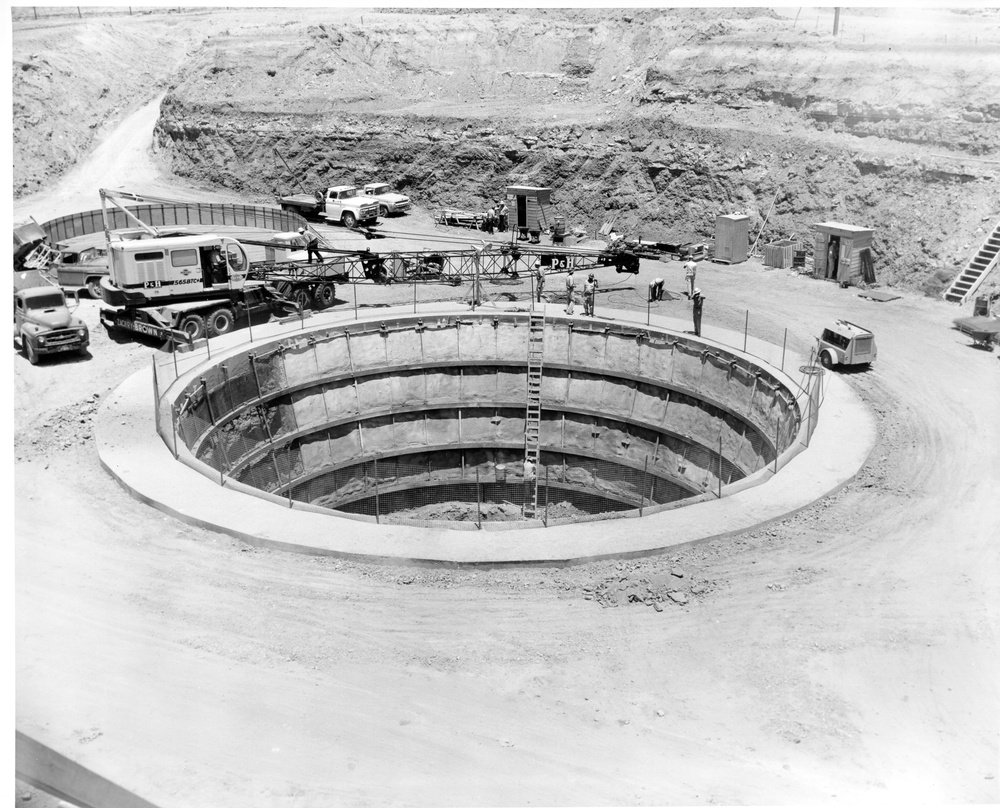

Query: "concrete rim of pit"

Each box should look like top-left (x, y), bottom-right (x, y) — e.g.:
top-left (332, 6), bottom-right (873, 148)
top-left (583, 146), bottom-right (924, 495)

top-left (96, 302), bottom-right (877, 565)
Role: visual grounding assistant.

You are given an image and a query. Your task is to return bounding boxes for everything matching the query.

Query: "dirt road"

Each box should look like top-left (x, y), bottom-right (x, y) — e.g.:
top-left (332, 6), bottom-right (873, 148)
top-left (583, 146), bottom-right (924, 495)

top-left (14, 88), bottom-right (1000, 806)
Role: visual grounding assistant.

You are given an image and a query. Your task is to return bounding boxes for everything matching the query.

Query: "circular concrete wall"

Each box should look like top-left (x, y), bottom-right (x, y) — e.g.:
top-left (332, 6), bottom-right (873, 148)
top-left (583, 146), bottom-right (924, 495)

top-left (166, 312), bottom-right (801, 528)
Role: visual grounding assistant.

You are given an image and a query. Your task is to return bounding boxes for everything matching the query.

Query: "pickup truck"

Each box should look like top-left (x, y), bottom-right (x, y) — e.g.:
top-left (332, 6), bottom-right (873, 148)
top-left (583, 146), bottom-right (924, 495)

top-left (50, 243), bottom-right (109, 299)
top-left (14, 270), bottom-right (90, 364)
top-left (362, 183), bottom-right (411, 216)
top-left (278, 186), bottom-right (380, 228)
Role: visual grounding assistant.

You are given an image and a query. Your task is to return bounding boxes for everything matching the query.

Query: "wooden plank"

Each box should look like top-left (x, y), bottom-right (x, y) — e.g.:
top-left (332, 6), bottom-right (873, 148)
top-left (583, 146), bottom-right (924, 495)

top-left (860, 248), bottom-right (876, 284)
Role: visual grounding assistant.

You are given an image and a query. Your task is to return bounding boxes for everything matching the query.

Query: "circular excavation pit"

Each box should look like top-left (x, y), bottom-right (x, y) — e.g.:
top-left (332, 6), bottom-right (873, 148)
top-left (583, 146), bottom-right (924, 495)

top-left (168, 308), bottom-right (803, 519)
top-left (100, 303), bottom-right (874, 563)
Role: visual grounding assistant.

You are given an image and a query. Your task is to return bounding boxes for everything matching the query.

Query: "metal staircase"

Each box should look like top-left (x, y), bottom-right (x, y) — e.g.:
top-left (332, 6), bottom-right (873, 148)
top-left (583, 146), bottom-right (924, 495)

top-left (523, 311), bottom-right (544, 518)
top-left (944, 218), bottom-right (1000, 304)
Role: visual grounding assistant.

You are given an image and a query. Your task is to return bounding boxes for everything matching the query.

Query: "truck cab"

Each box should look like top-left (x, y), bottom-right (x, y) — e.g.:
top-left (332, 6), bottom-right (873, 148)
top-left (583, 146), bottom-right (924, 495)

top-left (102, 234), bottom-right (249, 307)
top-left (362, 183), bottom-right (411, 216)
top-left (323, 186), bottom-right (379, 228)
top-left (14, 277), bottom-right (89, 365)
top-left (817, 319), bottom-right (877, 369)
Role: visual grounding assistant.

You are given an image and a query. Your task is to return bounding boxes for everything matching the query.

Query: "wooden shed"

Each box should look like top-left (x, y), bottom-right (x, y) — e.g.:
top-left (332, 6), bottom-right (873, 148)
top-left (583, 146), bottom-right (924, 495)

top-left (506, 186), bottom-right (552, 238)
top-left (714, 214), bottom-right (750, 264)
top-left (813, 221), bottom-right (874, 286)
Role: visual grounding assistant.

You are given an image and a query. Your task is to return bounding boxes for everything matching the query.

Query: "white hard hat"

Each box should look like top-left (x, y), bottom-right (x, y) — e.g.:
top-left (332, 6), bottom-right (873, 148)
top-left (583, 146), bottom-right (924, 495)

top-left (298, 227), bottom-right (305, 233)
top-left (694, 287), bottom-right (701, 295)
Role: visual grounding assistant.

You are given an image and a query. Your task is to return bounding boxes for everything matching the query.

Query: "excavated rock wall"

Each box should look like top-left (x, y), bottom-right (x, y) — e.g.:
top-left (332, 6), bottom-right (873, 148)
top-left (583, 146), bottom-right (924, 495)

top-left (152, 7), bottom-right (1000, 292)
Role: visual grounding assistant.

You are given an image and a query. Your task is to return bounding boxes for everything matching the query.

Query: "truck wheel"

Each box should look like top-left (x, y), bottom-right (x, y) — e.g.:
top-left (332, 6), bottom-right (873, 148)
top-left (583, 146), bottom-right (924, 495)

top-left (86, 277), bottom-right (104, 300)
top-left (208, 307), bottom-right (236, 336)
top-left (313, 282), bottom-right (336, 309)
top-left (179, 313), bottom-right (206, 341)
top-left (820, 351), bottom-right (833, 369)
top-left (341, 212), bottom-right (357, 229)
top-left (26, 340), bottom-right (39, 365)
top-left (291, 286), bottom-right (312, 311)
top-left (379, 205), bottom-right (389, 218)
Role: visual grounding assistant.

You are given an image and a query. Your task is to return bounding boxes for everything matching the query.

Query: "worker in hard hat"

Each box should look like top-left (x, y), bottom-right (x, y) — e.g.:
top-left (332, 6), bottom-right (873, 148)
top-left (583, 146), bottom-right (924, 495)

top-left (691, 288), bottom-right (705, 337)
top-left (298, 226), bottom-right (322, 264)
top-left (565, 268), bottom-right (576, 314)
top-left (583, 272), bottom-right (597, 316)
top-left (533, 259), bottom-right (545, 303)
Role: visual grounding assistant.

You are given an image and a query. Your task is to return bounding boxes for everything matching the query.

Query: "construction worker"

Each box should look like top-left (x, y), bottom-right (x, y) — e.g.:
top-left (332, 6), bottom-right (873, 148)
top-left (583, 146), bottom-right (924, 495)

top-left (565, 268), bottom-right (576, 314)
top-left (498, 201), bottom-right (509, 233)
top-left (534, 259), bottom-right (545, 303)
top-left (649, 277), bottom-right (665, 302)
top-left (583, 272), bottom-right (597, 316)
top-left (691, 288), bottom-right (704, 337)
top-left (299, 227), bottom-right (322, 264)
top-left (684, 259), bottom-right (698, 298)
top-left (485, 205), bottom-right (496, 235)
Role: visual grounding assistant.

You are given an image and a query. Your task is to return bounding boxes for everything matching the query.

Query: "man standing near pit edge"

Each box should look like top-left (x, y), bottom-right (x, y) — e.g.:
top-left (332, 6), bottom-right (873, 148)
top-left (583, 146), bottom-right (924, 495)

top-left (691, 287), bottom-right (704, 337)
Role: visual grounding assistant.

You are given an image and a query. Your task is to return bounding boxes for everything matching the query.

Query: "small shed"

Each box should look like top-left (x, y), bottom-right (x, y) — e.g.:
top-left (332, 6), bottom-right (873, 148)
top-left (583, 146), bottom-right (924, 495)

top-left (813, 221), bottom-right (874, 286)
top-left (506, 186), bottom-right (552, 237)
top-left (714, 214), bottom-right (750, 264)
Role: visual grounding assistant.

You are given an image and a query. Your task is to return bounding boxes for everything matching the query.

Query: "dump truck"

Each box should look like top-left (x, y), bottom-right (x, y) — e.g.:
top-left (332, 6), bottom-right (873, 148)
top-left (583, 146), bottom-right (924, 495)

top-left (14, 269), bottom-right (89, 364)
top-left (278, 185), bottom-right (380, 228)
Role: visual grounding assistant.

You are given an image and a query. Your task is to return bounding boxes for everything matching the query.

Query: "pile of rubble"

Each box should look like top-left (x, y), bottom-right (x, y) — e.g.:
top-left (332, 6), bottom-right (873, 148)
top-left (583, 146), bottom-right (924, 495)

top-left (14, 393), bottom-right (102, 461)
top-left (584, 565), bottom-right (715, 610)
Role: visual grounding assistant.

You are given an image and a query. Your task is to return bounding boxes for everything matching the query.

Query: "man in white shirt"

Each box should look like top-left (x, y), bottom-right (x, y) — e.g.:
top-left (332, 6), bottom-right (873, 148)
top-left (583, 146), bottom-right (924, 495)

top-left (684, 259), bottom-right (698, 298)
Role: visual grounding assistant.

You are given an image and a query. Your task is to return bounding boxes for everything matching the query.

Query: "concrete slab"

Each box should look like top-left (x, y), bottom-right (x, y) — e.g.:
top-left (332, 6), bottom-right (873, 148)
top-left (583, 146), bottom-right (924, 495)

top-left (97, 303), bottom-right (876, 565)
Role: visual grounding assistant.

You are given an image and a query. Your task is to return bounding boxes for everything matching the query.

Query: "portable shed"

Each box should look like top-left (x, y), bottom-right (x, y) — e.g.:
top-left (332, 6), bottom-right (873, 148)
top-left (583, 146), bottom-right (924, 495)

top-left (714, 214), bottom-right (750, 264)
top-left (506, 186), bottom-right (552, 238)
top-left (813, 222), bottom-right (874, 286)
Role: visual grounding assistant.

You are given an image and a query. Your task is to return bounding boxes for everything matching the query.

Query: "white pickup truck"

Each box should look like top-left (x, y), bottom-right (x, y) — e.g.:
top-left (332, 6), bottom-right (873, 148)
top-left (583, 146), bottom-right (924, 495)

top-left (362, 183), bottom-right (411, 216)
top-left (279, 186), bottom-right (380, 228)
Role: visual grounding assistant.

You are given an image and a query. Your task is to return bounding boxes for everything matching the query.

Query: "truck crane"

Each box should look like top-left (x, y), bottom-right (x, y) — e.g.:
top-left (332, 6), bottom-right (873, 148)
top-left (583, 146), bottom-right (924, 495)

top-left (94, 188), bottom-right (641, 345)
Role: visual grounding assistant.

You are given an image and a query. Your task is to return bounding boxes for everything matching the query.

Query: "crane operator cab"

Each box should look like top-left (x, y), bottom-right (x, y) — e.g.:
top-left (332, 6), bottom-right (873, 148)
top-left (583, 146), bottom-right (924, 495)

top-left (103, 234), bottom-right (249, 306)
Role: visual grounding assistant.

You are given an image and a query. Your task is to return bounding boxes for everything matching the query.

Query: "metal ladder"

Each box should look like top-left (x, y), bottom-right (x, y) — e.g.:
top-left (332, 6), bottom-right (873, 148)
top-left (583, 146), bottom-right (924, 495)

top-left (523, 311), bottom-right (545, 518)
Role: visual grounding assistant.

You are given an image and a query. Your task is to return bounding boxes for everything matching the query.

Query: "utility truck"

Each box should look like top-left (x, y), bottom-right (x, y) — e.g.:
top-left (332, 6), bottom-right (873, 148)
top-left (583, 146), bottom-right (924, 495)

top-left (278, 185), bottom-right (380, 228)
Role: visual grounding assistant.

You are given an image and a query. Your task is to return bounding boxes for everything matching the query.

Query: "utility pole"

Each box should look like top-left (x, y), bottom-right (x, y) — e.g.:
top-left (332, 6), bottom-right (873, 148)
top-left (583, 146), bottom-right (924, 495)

top-left (833, 7), bottom-right (841, 36)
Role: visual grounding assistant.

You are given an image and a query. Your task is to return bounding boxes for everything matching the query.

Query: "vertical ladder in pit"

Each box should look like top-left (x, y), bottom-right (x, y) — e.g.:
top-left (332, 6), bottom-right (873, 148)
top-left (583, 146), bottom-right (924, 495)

top-left (523, 311), bottom-right (545, 518)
